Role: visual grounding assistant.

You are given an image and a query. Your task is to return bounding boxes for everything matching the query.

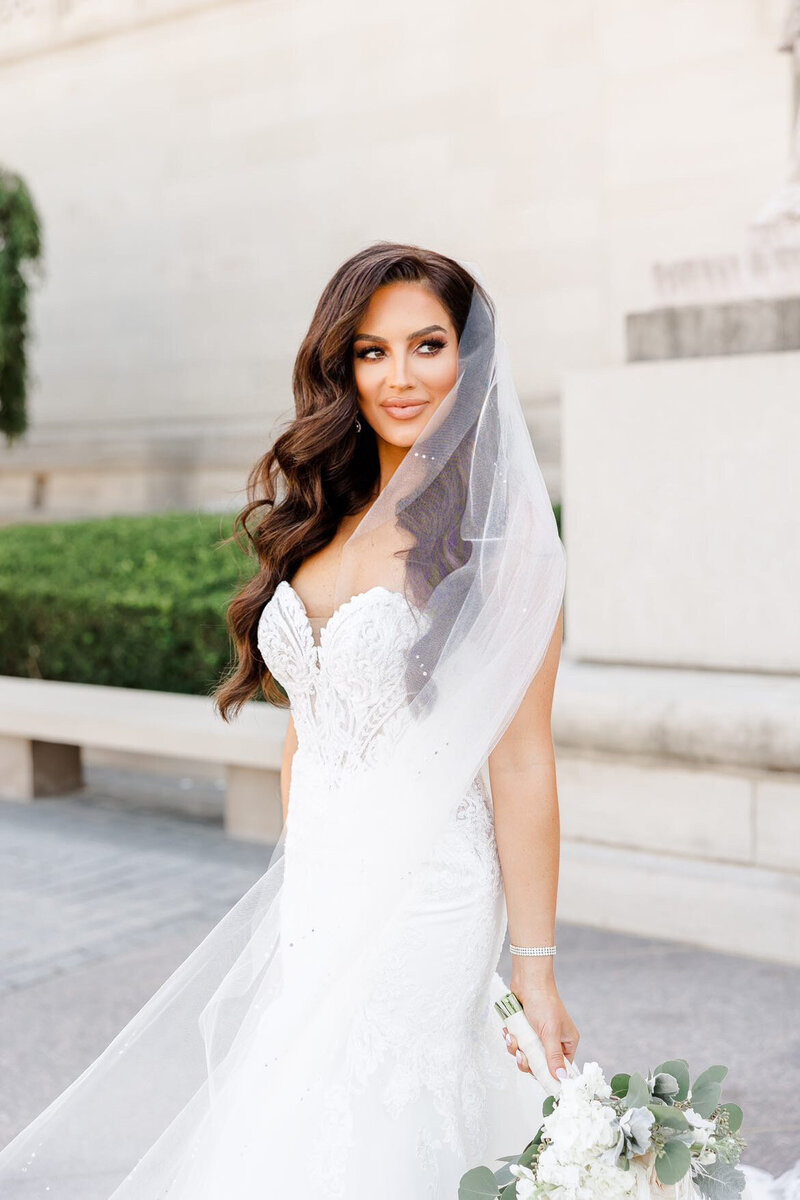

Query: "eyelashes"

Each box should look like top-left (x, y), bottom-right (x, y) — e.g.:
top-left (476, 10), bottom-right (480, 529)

top-left (354, 337), bottom-right (448, 361)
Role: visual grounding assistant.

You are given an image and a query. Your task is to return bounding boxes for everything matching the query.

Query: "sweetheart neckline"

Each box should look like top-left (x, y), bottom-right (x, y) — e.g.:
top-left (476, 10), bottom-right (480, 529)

top-left (272, 580), bottom-right (419, 651)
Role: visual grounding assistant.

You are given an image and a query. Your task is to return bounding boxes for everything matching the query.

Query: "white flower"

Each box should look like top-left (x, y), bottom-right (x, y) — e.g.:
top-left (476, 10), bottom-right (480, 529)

top-left (685, 1108), bottom-right (716, 1150)
top-left (538, 1144), bottom-right (637, 1200)
top-left (509, 1162), bottom-right (537, 1200)
top-left (577, 1061), bottom-right (613, 1100)
top-left (543, 1087), bottom-right (619, 1162)
top-left (618, 1106), bottom-right (655, 1156)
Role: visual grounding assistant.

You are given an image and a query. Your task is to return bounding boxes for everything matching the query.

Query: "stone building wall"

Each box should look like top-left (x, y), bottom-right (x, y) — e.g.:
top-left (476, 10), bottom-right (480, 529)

top-left (0, 0), bottom-right (790, 515)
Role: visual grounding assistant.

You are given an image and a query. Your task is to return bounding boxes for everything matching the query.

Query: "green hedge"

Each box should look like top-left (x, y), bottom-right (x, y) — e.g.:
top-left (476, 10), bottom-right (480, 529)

top-left (0, 512), bottom-right (256, 695)
top-left (0, 503), bottom-right (564, 697)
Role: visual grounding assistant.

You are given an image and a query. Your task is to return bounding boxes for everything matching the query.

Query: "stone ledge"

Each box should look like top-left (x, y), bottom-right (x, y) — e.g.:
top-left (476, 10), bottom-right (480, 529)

top-left (0, 676), bottom-right (289, 769)
top-left (626, 295), bottom-right (800, 361)
top-left (553, 656), bottom-right (800, 772)
top-left (559, 840), bottom-right (800, 966)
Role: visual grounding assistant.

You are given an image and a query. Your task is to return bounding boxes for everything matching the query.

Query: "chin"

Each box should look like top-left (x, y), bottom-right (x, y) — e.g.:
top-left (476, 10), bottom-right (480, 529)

top-left (372, 414), bottom-right (436, 449)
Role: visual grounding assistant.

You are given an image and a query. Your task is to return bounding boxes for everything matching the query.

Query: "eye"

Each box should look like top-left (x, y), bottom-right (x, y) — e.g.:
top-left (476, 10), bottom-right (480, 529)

top-left (417, 337), bottom-right (447, 355)
top-left (354, 345), bottom-right (384, 360)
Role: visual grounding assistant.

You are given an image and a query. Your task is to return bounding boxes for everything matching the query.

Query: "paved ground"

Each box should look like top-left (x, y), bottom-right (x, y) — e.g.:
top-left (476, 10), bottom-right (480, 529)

top-left (1, 770), bottom-right (798, 1176)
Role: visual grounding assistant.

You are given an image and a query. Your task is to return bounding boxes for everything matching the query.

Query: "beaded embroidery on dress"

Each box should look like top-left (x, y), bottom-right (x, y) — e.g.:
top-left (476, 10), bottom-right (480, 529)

top-left (252, 580), bottom-right (548, 1199)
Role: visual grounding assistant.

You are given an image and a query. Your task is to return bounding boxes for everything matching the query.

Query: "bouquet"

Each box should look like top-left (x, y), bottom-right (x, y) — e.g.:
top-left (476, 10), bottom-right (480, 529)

top-left (459, 989), bottom-right (746, 1200)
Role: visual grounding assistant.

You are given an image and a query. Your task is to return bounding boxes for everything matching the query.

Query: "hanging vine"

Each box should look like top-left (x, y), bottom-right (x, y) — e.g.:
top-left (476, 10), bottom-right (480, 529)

top-left (0, 167), bottom-right (43, 444)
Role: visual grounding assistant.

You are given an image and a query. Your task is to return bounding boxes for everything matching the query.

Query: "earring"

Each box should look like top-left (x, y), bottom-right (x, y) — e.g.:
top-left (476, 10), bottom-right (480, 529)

top-left (354, 416), bottom-right (362, 433)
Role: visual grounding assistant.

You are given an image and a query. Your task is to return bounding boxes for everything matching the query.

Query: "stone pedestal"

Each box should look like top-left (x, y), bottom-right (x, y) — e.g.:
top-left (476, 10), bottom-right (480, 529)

top-left (559, 294), bottom-right (800, 960)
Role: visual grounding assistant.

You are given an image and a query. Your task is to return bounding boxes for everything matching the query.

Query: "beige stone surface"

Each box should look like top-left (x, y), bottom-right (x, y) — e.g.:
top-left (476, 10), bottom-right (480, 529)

top-left (562, 353), bottom-right (800, 672)
top-left (0, 0), bottom-right (790, 513)
top-left (0, 734), bottom-right (34, 801)
top-left (557, 752), bottom-right (754, 864)
top-left (0, 675), bottom-right (289, 769)
top-left (553, 655), bottom-right (800, 771)
top-left (755, 775), bottom-right (800, 872)
top-left (225, 763), bottom-right (283, 843)
top-left (559, 840), bottom-right (800, 966)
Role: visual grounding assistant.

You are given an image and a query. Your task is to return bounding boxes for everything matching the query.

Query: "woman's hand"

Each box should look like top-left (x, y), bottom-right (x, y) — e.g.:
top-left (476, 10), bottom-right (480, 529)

top-left (501, 974), bottom-right (579, 1083)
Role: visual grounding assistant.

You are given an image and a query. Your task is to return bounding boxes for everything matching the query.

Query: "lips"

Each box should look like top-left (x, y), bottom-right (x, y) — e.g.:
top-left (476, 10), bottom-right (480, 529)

top-left (381, 400), bottom-right (428, 420)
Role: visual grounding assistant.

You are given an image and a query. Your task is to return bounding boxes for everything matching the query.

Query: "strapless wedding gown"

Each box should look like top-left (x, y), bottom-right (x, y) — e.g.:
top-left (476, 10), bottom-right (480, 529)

top-left (248, 580), bottom-right (545, 1198)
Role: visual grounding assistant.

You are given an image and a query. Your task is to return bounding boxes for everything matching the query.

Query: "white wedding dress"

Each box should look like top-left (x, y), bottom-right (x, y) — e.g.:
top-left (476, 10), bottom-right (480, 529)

top-left (227, 579), bottom-right (545, 1198)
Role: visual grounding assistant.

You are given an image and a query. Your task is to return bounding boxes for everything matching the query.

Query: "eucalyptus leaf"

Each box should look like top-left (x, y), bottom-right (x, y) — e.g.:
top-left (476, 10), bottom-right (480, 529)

top-left (611, 1073), bottom-right (631, 1098)
top-left (459, 1166), bottom-right (502, 1199)
top-left (499, 1182), bottom-right (519, 1200)
top-left (655, 1059), bottom-right (690, 1102)
top-left (655, 1139), bottom-right (692, 1185)
top-left (624, 1072), bottom-right (651, 1110)
top-left (542, 1095), bottom-right (556, 1117)
top-left (691, 1080), bottom-right (723, 1120)
top-left (493, 1164), bottom-right (515, 1187)
top-left (720, 1103), bottom-right (744, 1133)
top-left (648, 1103), bottom-right (690, 1131)
top-left (695, 1160), bottom-right (747, 1200)
top-left (519, 1138), bottom-right (540, 1169)
top-left (692, 1066), bottom-right (729, 1092)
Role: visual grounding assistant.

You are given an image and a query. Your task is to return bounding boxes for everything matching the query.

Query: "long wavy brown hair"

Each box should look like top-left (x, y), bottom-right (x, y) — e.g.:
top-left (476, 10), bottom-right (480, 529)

top-left (213, 241), bottom-right (491, 720)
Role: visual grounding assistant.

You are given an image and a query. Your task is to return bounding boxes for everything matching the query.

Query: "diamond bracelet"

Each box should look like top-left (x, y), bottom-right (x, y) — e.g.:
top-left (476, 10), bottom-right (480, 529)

top-left (509, 943), bottom-right (556, 957)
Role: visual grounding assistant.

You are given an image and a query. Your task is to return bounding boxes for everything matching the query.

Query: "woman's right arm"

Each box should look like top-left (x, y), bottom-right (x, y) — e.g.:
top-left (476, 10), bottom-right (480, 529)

top-left (280, 712), bottom-right (298, 825)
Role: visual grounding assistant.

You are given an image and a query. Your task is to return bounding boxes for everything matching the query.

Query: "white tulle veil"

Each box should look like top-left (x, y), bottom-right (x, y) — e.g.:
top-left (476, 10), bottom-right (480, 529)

top-left (0, 257), bottom-right (566, 1197)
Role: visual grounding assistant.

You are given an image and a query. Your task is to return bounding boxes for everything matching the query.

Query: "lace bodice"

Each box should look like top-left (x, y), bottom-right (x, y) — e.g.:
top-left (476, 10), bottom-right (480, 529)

top-left (257, 580), bottom-right (426, 780)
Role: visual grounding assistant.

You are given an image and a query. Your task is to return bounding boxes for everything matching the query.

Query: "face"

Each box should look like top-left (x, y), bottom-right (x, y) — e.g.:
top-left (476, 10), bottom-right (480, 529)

top-left (352, 281), bottom-right (459, 452)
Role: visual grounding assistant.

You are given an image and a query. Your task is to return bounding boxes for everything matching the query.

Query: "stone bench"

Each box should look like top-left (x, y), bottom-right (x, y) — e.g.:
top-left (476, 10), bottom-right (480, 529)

top-left (2, 663), bottom-right (799, 963)
top-left (0, 675), bottom-right (289, 843)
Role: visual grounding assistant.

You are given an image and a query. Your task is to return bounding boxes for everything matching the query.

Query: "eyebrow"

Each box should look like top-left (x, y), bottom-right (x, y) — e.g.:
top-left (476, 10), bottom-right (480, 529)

top-left (353, 323), bottom-right (447, 344)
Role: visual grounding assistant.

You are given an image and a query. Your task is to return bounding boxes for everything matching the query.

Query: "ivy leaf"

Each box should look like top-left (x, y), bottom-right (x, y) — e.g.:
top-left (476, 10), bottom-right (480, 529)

top-left (655, 1139), bottom-right (692, 1185)
top-left (458, 1166), bottom-right (502, 1199)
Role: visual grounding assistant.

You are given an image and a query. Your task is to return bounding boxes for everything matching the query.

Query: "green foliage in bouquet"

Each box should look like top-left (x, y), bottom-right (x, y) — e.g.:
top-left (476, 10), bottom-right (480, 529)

top-left (0, 167), bottom-right (43, 444)
top-left (0, 511), bottom-right (257, 696)
top-left (459, 1059), bottom-right (746, 1200)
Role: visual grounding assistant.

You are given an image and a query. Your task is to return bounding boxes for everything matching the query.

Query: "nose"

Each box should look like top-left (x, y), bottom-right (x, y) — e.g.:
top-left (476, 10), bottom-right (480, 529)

top-left (387, 350), bottom-right (413, 390)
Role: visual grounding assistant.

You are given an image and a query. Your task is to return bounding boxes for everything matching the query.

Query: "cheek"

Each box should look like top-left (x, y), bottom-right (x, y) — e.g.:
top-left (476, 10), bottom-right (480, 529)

top-left (353, 362), bottom-right (377, 404)
top-left (422, 350), bottom-right (459, 399)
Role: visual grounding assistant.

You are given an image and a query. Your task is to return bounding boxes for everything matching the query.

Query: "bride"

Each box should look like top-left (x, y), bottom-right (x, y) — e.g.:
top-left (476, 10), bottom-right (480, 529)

top-left (1, 242), bottom-right (788, 1198)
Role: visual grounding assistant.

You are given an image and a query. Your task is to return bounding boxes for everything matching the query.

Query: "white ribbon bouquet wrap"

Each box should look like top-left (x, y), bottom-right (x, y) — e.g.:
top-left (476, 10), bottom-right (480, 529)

top-left (0, 260), bottom-right (566, 1197)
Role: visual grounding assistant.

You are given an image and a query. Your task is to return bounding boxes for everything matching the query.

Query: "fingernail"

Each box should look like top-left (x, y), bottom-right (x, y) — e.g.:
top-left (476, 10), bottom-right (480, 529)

top-left (504, 1033), bottom-right (513, 1046)
top-left (515, 1050), bottom-right (524, 1065)
top-left (556, 1067), bottom-right (567, 1080)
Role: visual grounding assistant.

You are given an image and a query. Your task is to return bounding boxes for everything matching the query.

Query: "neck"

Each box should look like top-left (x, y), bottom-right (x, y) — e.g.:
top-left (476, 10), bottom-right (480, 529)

top-left (376, 437), bottom-right (409, 491)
